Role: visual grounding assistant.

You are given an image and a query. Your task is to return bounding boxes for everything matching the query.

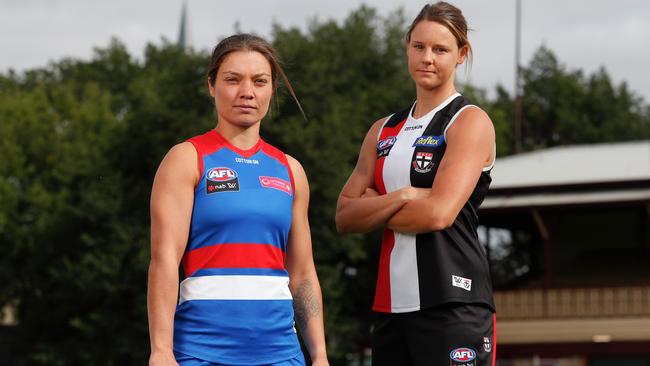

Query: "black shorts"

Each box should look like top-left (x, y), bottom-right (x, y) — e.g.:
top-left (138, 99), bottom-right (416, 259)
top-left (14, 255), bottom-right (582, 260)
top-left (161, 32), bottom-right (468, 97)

top-left (371, 303), bottom-right (496, 366)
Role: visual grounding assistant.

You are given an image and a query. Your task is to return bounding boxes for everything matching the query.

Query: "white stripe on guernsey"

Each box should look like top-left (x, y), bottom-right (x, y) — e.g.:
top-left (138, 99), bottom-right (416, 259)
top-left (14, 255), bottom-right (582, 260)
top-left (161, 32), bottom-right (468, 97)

top-left (380, 94), bottom-right (460, 313)
top-left (389, 232), bottom-right (421, 312)
top-left (178, 275), bottom-right (292, 304)
top-left (441, 104), bottom-right (496, 172)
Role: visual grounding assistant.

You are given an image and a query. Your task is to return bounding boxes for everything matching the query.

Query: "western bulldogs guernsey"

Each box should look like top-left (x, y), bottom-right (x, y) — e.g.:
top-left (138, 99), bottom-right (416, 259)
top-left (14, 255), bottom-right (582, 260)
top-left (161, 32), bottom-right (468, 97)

top-left (174, 130), bottom-right (302, 364)
top-left (373, 93), bottom-right (495, 313)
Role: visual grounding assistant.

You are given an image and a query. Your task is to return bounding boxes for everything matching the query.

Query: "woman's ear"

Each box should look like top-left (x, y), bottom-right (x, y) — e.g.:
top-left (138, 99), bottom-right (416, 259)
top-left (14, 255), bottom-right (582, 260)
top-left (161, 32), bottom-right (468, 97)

top-left (207, 77), bottom-right (216, 97)
top-left (457, 45), bottom-right (469, 65)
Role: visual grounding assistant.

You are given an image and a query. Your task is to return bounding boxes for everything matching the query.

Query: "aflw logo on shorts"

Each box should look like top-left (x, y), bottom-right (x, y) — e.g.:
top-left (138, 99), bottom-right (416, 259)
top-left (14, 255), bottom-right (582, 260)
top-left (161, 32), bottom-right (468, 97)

top-left (450, 347), bottom-right (476, 366)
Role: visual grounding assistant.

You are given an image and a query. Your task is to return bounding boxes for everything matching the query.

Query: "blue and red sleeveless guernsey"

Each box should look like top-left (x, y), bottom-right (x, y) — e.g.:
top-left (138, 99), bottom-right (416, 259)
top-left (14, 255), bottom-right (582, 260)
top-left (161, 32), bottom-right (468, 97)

top-left (173, 130), bottom-right (302, 364)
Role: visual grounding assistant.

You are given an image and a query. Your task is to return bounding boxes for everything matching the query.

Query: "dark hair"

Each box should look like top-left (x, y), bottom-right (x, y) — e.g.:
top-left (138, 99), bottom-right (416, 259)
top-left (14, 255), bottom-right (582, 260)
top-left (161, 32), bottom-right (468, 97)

top-left (406, 2), bottom-right (473, 64)
top-left (207, 33), bottom-right (305, 118)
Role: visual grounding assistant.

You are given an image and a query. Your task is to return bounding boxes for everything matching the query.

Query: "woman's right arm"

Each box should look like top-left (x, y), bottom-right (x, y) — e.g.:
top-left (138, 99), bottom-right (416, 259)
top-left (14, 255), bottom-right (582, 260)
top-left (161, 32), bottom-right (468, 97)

top-left (335, 119), bottom-right (419, 234)
top-left (148, 142), bottom-right (198, 366)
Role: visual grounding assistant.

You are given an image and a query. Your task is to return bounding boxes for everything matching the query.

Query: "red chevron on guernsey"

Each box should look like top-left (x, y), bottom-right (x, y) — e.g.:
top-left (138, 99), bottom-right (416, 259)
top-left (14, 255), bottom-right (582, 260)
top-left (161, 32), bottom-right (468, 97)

top-left (182, 243), bottom-right (286, 277)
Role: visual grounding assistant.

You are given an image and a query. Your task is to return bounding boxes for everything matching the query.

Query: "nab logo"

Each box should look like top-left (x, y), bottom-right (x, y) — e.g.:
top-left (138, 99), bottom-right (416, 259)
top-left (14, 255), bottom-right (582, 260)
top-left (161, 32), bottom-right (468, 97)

top-left (450, 348), bottom-right (476, 363)
top-left (207, 167), bottom-right (237, 182)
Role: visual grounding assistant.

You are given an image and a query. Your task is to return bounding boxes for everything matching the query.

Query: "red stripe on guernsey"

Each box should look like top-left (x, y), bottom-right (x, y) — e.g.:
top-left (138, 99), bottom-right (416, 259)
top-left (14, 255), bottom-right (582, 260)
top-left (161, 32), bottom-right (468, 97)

top-left (262, 142), bottom-right (295, 193)
top-left (372, 116), bottom-right (407, 311)
top-left (492, 313), bottom-right (497, 366)
top-left (183, 243), bottom-right (285, 277)
top-left (374, 155), bottom-right (387, 195)
top-left (374, 117), bottom-right (408, 194)
top-left (373, 228), bottom-right (395, 312)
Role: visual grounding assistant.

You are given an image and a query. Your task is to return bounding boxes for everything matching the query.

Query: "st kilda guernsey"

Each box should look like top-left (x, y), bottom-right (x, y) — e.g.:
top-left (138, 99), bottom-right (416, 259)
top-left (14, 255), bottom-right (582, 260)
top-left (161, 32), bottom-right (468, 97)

top-left (373, 93), bottom-right (496, 313)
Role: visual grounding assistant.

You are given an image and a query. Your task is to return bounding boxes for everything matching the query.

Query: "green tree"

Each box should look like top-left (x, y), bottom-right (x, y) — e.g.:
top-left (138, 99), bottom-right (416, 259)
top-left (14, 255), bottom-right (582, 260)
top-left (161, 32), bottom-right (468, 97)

top-left (517, 46), bottom-right (650, 150)
top-left (0, 38), bottom-right (211, 365)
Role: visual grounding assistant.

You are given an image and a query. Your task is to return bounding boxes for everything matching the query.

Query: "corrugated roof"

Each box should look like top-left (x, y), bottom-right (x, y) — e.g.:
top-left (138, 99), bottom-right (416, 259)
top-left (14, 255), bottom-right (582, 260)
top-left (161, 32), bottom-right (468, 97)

top-left (490, 140), bottom-right (650, 189)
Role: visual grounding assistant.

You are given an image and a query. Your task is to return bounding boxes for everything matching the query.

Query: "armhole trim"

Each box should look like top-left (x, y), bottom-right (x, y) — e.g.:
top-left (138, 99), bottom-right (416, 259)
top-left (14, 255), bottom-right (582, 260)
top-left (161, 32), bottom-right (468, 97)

top-left (376, 114), bottom-right (394, 141)
top-left (187, 139), bottom-right (204, 189)
top-left (483, 144), bottom-right (496, 172)
top-left (442, 104), bottom-right (481, 140)
top-left (286, 158), bottom-right (296, 199)
top-left (442, 104), bottom-right (496, 172)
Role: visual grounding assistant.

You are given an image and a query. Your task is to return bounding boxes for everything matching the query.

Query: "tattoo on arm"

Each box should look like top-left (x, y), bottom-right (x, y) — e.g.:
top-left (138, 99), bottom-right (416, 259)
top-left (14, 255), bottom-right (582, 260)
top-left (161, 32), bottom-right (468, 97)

top-left (292, 279), bottom-right (321, 331)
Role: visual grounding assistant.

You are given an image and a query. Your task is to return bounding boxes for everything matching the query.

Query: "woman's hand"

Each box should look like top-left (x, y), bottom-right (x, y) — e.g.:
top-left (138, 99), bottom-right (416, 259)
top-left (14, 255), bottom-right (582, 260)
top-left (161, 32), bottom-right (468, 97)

top-left (396, 186), bottom-right (431, 201)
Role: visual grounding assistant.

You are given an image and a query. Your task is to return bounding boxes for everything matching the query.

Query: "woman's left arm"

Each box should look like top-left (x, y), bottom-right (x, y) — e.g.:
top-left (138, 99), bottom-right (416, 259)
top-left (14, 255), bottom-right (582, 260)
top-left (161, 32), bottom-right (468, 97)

top-left (285, 155), bottom-right (329, 366)
top-left (387, 107), bottom-right (495, 233)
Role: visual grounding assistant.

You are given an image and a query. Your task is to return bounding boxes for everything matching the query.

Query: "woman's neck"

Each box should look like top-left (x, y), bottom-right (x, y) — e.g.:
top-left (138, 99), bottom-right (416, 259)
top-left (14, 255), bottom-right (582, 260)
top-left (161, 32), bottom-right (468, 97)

top-left (412, 83), bottom-right (457, 119)
top-left (214, 120), bottom-right (261, 150)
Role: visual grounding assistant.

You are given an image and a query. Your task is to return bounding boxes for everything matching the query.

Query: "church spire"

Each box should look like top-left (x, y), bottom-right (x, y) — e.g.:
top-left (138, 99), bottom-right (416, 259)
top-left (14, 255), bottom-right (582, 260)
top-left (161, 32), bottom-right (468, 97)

top-left (177, 0), bottom-right (190, 50)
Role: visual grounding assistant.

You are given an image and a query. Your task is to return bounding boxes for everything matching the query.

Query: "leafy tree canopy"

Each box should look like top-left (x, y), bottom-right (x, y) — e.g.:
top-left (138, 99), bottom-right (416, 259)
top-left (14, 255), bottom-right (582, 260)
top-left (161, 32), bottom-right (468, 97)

top-left (0, 6), bottom-right (648, 365)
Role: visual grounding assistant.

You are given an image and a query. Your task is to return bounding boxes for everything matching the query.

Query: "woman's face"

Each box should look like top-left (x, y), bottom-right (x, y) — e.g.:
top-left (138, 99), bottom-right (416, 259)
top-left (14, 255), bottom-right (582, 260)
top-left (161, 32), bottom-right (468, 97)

top-left (209, 50), bottom-right (273, 128)
top-left (406, 20), bottom-right (467, 91)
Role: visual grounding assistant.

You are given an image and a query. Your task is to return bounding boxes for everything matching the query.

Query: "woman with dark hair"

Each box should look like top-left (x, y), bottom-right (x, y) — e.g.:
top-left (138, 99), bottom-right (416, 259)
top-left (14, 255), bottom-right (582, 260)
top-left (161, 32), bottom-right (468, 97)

top-left (336, 3), bottom-right (496, 366)
top-left (148, 34), bottom-right (328, 366)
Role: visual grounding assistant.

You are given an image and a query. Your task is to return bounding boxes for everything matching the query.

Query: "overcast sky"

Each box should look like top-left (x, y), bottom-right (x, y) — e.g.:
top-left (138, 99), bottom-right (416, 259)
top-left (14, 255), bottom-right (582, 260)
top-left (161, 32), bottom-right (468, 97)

top-left (2, 0), bottom-right (649, 102)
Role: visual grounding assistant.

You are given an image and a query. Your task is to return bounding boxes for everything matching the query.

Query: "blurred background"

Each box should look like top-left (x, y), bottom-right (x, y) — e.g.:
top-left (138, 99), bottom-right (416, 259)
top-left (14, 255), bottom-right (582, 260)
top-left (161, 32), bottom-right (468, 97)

top-left (1, 0), bottom-right (649, 365)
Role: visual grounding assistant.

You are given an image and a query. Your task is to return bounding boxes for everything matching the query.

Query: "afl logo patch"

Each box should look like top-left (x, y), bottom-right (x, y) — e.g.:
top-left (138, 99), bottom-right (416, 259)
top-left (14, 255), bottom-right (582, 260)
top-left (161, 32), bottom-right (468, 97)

top-left (412, 135), bottom-right (444, 147)
top-left (450, 347), bottom-right (476, 365)
top-left (206, 167), bottom-right (239, 193)
top-left (377, 136), bottom-right (397, 158)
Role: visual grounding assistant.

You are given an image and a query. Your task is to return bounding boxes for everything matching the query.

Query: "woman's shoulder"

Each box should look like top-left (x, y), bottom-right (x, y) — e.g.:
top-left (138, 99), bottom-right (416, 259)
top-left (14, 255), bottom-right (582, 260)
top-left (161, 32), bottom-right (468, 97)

top-left (166, 141), bottom-right (198, 162)
top-left (153, 141), bottom-right (200, 188)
